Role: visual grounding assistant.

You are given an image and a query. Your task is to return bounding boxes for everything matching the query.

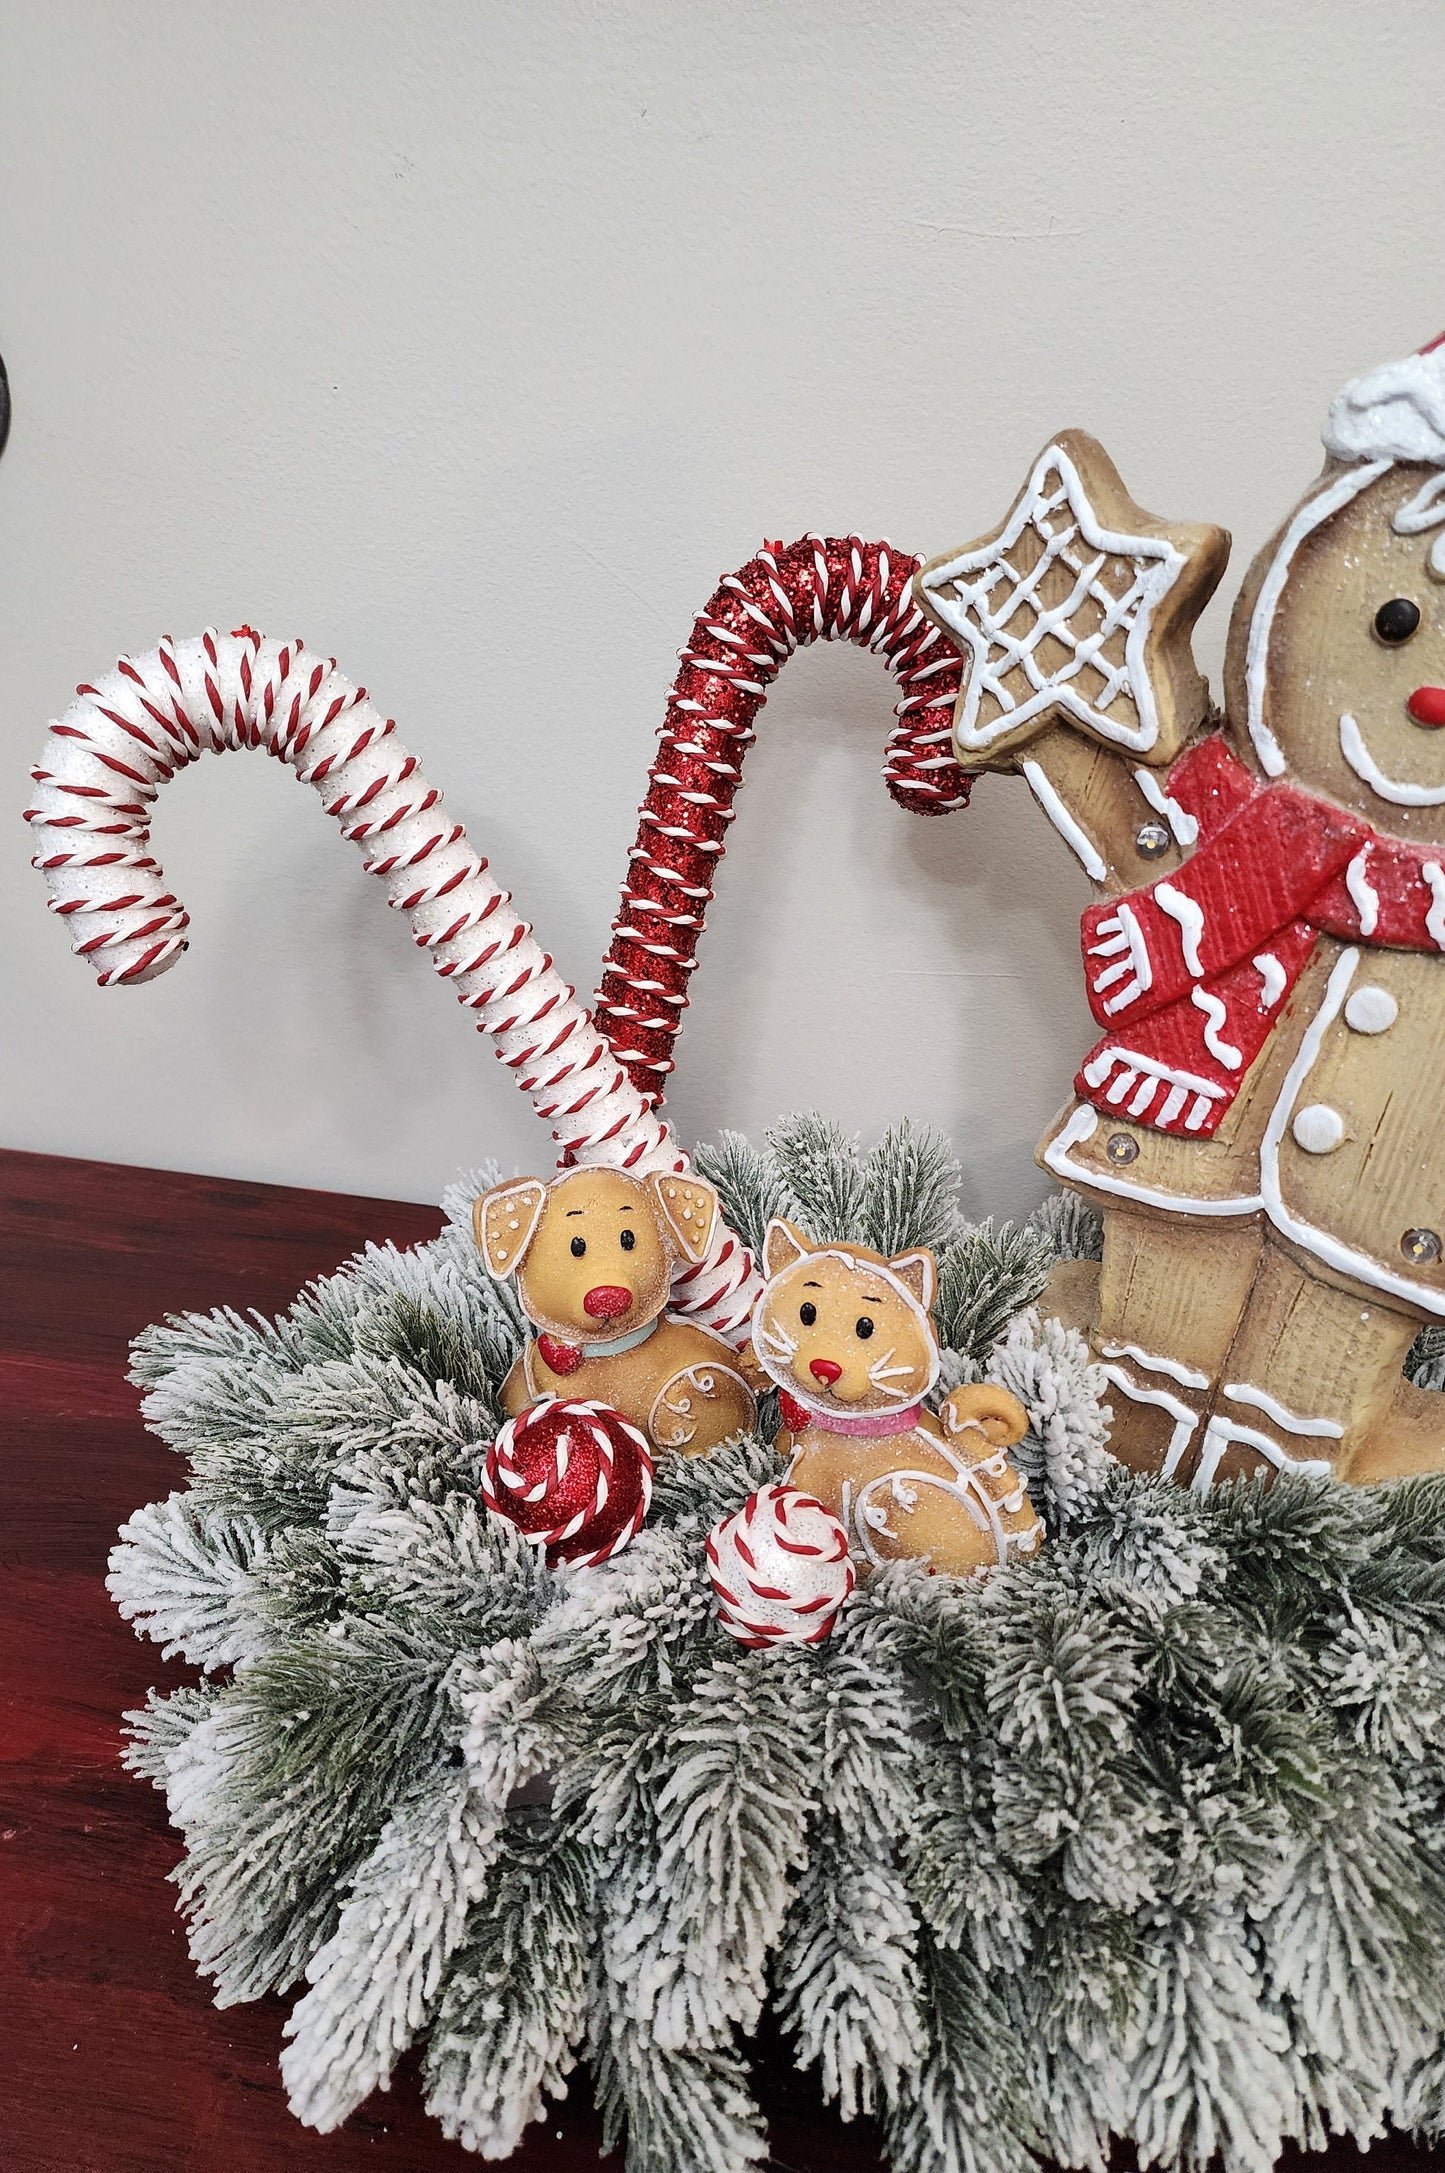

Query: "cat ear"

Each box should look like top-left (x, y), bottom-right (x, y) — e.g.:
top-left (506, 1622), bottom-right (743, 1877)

top-left (473, 1178), bottom-right (548, 1279)
top-left (888, 1247), bottom-right (937, 1313)
top-left (646, 1172), bottom-right (718, 1264)
top-left (762, 1218), bottom-right (813, 1282)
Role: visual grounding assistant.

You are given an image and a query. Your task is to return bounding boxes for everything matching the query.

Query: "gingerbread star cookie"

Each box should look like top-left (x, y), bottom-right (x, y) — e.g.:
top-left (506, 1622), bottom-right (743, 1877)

top-left (915, 430), bottom-right (1229, 772)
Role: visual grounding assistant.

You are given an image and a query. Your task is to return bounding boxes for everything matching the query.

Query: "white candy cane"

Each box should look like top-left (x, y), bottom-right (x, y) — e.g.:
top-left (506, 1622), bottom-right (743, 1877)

top-left (24, 627), bottom-right (760, 1338)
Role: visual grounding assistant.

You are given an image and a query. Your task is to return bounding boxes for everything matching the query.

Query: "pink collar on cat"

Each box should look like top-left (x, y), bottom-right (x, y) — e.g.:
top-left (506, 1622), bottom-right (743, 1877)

top-left (780, 1389), bottom-right (924, 1438)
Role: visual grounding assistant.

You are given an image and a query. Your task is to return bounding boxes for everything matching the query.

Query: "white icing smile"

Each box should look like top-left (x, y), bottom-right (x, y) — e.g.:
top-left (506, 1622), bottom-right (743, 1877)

top-left (1338, 711), bottom-right (1445, 807)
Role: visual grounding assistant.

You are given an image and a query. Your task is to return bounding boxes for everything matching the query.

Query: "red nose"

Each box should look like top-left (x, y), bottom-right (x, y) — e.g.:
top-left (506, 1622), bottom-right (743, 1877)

top-left (809, 1358), bottom-right (843, 1385)
top-left (583, 1284), bottom-right (633, 1321)
top-left (1408, 686), bottom-right (1445, 728)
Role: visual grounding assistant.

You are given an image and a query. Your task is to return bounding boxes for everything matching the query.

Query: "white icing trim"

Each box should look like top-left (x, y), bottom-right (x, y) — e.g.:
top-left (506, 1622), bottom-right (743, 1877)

top-left (1394, 469), bottom-right (1445, 578)
top-left (1132, 765), bottom-right (1199, 846)
top-left (1259, 944), bottom-right (1445, 1316)
top-left (924, 442), bottom-right (1186, 756)
top-left (1339, 710), bottom-right (1445, 807)
top-left (1101, 1364), bottom-right (1199, 1481)
top-left (1221, 1381), bottom-right (1343, 1438)
top-left (1253, 952), bottom-right (1286, 1008)
top-left (1191, 987), bottom-right (1243, 1069)
top-left (1043, 1103), bottom-right (1263, 1217)
top-left (1155, 882), bottom-right (1205, 976)
top-left (1344, 848), bottom-right (1379, 934)
top-left (1425, 862), bottom-right (1445, 948)
top-left (1246, 464), bottom-right (1390, 776)
top-left (1081, 1046), bottom-right (1223, 1098)
top-left (1193, 1415), bottom-right (1333, 1492)
top-left (1079, 1046), bottom-right (1226, 1130)
top-left (1091, 901), bottom-right (1154, 1015)
top-left (1324, 346), bottom-right (1445, 466)
top-left (1021, 757), bottom-right (1108, 881)
top-left (1100, 1340), bottom-right (1210, 1390)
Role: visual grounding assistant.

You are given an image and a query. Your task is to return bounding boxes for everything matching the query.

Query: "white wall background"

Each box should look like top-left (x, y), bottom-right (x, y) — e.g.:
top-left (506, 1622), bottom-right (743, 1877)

top-left (2, 1), bottom-right (1442, 1220)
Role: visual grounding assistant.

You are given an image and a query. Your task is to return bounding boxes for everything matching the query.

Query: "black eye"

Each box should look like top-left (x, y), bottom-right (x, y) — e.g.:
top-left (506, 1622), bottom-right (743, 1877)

top-left (799, 1301), bottom-right (817, 1326)
top-left (855, 1316), bottom-right (875, 1340)
top-left (570, 1235), bottom-right (587, 1257)
top-left (619, 1226), bottom-right (636, 1251)
top-left (1375, 597), bottom-right (1421, 645)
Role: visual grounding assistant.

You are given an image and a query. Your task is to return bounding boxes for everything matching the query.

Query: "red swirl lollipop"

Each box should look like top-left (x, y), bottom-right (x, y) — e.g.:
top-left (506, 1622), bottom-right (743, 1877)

top-left (480, 1397), bottom-right (653, 1567)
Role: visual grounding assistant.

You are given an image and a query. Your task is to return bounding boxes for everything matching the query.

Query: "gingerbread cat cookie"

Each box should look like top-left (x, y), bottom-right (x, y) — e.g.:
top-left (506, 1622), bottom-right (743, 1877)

top-left (751, 1218), bottom-right (1041, 1577)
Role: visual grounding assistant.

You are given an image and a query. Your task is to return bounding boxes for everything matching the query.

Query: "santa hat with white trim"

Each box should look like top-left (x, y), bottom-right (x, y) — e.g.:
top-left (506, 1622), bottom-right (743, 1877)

top-left (1324, 331), bottom-right (1445, 465)
top-left (1321, 332), bottom-right (1445, 575)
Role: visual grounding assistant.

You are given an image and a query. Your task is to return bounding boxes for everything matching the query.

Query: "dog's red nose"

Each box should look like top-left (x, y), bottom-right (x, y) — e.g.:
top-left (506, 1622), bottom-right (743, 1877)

top-left (583, 1284), bottom-right (633, 1321)
top-left (809, 1358), bottom-right (843, 1385)
top-left (1408, 686), bottom-right (1445, 728)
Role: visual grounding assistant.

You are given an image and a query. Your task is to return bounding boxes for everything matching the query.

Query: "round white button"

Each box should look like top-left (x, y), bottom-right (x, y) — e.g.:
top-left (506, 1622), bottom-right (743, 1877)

top-left (1292, 1103), bottom-right (1345, 1154)
top-left (1344, 984), bottom-right (1398, 1034)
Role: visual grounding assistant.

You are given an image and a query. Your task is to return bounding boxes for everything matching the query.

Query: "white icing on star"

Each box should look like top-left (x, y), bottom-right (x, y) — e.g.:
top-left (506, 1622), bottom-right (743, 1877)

top-left (922, 442), bottom-right (1187, 756)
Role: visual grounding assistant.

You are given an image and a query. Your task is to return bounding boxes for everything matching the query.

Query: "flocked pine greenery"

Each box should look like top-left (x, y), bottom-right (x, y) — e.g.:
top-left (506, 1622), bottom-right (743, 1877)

top-left (110, 1113), bottom-right (1445, 2172)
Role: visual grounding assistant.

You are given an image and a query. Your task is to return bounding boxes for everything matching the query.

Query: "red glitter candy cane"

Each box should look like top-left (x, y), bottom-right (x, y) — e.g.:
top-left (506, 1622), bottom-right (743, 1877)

top-left (595, 535), bottom-right (974, 1101)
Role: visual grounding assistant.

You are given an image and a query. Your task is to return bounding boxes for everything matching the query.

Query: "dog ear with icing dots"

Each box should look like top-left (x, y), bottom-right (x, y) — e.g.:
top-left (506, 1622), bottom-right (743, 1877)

top-left (644, 1171), bottom-right (718, 1263)
top-left (473, 1177), bottom-right (549, 1279)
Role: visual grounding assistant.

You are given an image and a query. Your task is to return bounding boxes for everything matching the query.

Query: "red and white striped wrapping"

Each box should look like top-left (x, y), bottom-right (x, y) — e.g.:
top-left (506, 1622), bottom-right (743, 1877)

top-left (21, 627), bottom-right (760, 1338)
top-left (480, 1397), bottom-right (653, 1568)
top-left (595, 535), bottom-right (974, 1101)
top-left (706, 1483), bottom-right (855, 1648)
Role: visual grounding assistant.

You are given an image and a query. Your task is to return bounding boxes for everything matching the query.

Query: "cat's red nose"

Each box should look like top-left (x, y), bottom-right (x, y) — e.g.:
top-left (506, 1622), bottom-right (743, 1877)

top-left (1408, 686), bottom-right (1445, 728)
top-left (583, 1284), bottom-right (632, 1320)
top-left (809, 1358), bottom-right (843, 1385)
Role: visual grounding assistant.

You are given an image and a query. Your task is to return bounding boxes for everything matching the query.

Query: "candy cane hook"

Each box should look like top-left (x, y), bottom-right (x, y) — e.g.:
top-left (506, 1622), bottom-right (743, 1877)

top-left (596, 535), bottom-right (975, 1098)
top-left (23, 626), bottom-right (759, 1336)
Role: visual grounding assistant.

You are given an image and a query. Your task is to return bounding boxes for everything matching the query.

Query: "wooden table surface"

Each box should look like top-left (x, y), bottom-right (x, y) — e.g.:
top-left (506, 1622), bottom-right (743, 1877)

top-left (0, 1147), bottom-right (888, 2173)
top-left (0, 1146), bottom-right (1436, 2173)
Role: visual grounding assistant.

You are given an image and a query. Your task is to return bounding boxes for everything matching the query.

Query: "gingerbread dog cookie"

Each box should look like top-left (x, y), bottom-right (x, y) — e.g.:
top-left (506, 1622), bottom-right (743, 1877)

top-left (751, 1218), bottom-right (1041, 1577)
top-left (916, 337), bottom-right (1445, 1490)
top-left (475, 1166), bottom-right (756, 1457)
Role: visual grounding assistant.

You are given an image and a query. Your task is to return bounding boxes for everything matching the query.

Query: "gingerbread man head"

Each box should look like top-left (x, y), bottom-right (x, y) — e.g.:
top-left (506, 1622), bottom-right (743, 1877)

top-left (1225, 339), bottom-right (1445, 836)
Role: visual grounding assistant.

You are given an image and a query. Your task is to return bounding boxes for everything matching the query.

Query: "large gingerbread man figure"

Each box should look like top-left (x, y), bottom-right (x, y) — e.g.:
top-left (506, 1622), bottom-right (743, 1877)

top-left (916, 338), bottom-right (1445, 1489)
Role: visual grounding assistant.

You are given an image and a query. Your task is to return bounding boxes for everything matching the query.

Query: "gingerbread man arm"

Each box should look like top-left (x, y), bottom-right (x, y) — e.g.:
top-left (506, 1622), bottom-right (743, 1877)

top-left (1081, 785), bottom-right (1368, 1028)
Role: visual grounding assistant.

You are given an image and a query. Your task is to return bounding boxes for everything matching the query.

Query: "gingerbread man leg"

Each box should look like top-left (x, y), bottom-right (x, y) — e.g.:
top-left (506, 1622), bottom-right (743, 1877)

top-left (1044, 1203), bottom-right (1265, 1479)
top-left (1200, 1234), bottom-right (1438, 1486)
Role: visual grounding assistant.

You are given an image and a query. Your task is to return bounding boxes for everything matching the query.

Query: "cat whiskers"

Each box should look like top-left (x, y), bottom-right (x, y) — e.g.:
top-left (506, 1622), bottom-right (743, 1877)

top-left (755, 1319), bottom-right (798, 1369)
top-left (867, 1348), bottom-right (917, 1402)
